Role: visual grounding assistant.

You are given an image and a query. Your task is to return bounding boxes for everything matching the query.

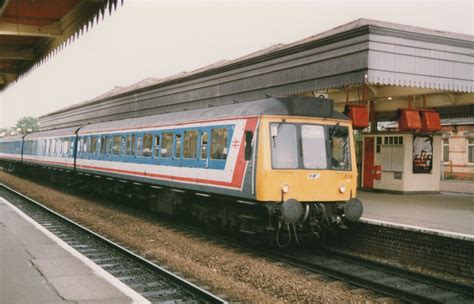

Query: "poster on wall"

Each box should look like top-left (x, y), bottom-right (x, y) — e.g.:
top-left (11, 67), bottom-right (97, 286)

top-left (413, 135), bottom-right (433, 174)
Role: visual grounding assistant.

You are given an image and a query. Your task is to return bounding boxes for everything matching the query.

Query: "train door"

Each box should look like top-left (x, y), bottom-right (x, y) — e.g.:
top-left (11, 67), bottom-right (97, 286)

top-left (159, 131), bottom-right (174, 167)
top-left (363, 136), bottom-right (375, 189)
top-left (181, 129), bottom-right (199, 168)
top-left (196, 127), bottom-right (210, 187)
top-left (173, 130), bottom-right (183, 167)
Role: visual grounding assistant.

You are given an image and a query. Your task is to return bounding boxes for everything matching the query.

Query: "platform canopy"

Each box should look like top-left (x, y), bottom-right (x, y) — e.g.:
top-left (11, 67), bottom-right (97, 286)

top-left (39, 18), bottom-right (474, 130)
top-left (0, 0), bottom-right (122, 91)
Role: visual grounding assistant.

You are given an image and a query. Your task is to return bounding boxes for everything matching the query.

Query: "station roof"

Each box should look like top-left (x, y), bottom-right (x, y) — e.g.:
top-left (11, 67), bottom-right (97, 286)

top-left (0, 0), bottom-right (122, 91)
top-left (37, 18), bottom-right (474, 130)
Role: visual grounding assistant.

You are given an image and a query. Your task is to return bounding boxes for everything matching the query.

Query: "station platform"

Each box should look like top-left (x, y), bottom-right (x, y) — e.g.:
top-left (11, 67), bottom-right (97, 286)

top-left (0, 198), bottom-right (148, 304)
top-left (358, 190), bottom-right (473, 238)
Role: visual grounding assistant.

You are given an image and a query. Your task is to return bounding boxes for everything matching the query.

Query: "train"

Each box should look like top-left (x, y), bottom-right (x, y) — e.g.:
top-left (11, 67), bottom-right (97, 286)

top-left (0, 96), bottom-right (363, 246)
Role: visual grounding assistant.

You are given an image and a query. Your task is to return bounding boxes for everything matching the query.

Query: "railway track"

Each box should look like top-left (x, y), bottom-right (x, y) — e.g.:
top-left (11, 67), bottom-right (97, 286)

top-left (2, 178), bottom-right (473, 303)
top-left (148, 216), bottom-right (474, 303)
top-left (0, 184), bottom-right (227, 304)
top-left (169, 223), bottom-right (474, 303)
top-left (264, 247), bottom-right (474, 303)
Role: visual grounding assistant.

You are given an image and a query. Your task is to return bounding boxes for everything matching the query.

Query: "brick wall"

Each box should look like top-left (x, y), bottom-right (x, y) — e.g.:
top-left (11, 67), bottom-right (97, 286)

top-left (329, 222), bottom-right (473, 279)
top-left (441, 125), bottom-right (474, 180)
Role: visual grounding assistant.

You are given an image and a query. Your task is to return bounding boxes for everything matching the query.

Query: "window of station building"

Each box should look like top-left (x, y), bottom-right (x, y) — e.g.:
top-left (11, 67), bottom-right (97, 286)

top-left (113, 135), bottom-right (121, 155)
top-left (376, 137), bottom-right (382, 153)
top-left (200, 131), bottom-right (208, 159)
top-left (175, 134), bottom-right (182, 158)
top-left (382, 136), bottom-right (403, 146)
top-left (468, 138), bottom-right (474, 163)
top-left (143, 133), bottom-right (152, 157)
top-left (210, 128), bottom-right (228, 160)
top-left (154, 135), bottom-right (160, 157)
top-left (442, 138), bottom-right (449, 162)
top-left (137, 136), bottom-right (143, 157)
top-left (161, 133), bottom-right (173, 158)
top-left (89, 137), bottom-right (98, 154)
top-left (184, 130), bottom-right (198, 159)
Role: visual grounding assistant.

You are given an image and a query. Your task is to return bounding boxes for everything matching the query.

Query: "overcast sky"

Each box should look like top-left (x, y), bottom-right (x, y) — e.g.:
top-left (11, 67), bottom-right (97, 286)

top-left (0, 0), bottom-right (472, 128)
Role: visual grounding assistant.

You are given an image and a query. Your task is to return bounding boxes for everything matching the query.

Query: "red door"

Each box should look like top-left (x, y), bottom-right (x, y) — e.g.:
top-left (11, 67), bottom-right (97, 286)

top-left (363, 137), bottom-right (375, 189)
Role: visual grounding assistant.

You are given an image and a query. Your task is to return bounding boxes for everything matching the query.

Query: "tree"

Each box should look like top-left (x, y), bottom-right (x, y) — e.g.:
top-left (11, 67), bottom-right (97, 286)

top-left (15, 116), bottom-right (39, 134)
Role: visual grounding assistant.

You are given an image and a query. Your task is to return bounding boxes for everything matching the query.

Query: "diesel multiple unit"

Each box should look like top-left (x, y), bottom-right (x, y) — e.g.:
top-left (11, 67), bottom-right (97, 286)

top-left (0, 97), bottom-right (363, 246)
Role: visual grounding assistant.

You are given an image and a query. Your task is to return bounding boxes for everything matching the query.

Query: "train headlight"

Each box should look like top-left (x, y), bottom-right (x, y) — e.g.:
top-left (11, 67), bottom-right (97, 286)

top-left (339, 185), bottom-right (346, 194)
top-left (281, 184), bottom-right (289, 193)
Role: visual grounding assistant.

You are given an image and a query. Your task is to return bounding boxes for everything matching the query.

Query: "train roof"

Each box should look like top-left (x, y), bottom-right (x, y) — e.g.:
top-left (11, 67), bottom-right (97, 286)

top-left (23, 126), bottom-right (80, 140)
top-left (0, 135), bottom-right (24, 142)
top-left (78, 97), bottom-right (349, 134)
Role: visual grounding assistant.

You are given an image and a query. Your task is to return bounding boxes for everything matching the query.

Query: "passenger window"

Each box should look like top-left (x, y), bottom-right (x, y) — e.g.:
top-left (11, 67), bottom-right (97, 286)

top-left (210, 128), bottom-right (228, 160)
top-left (143, 134), bottom-right (152, 157)
top-left (97, 138), bottom-right (102, 153)
top-left (200, 132), bottom-right (208, 159)
top-left (244, 131), bottom-right (253, 161)
top-left (137, 136), bottom-right (142, 157)
top-left (113, 135), bottom-right (121, 155)
top-left (126, 135), bottom-right (131, 155)
top-left (90, 137), bottom-right (97, 154)
top-left (161, 133), bottom-right (173, 158)
top-left (121, 137), bottom-right (126, 155)
top-left (184, 131), bottom-right (198, 158)
top-left (154, 135), bottom-right (160, 157)
top-left (63, 139), bottom-right (69, 154)
top-left (100, 137), bottom-right (106, 154)
top-left (105, 137), bottom-right (110, 154)
top-left (131, 134), bottom-right (136, 156)
top-left (175, 134), bottom-right (182, 158)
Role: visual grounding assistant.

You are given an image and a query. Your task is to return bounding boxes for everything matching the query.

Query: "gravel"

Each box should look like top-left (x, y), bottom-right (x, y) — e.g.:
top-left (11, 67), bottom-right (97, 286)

top-left (0, 171), bottom-right (379, 303)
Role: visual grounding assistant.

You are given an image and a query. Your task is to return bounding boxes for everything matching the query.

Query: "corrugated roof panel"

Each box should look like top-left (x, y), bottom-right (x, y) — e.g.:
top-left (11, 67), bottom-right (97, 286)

top-left (38, 19), bottom-right (473, 130)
